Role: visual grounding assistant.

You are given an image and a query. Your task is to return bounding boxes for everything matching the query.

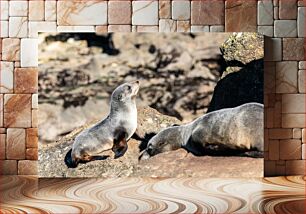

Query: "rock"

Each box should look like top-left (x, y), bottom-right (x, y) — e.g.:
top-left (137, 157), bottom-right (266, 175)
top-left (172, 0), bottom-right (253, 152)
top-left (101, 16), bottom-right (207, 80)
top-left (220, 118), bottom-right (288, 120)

top-left (207, 33), bottom-right (264, 113)
top-left (38, 107), bottom-right (263, 178)
top-left (136, 106), bottom-right (181, 139)
top-left (220, 32), bottom-right (264, 66)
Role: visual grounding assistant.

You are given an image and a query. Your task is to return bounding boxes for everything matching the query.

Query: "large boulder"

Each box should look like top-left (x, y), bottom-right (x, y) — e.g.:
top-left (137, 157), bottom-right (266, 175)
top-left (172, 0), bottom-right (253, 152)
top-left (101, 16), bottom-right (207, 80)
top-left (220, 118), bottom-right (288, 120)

top-left (221, 32), bottom-right (264, 65)
top-left (207, 33), bottom-right (264, 112)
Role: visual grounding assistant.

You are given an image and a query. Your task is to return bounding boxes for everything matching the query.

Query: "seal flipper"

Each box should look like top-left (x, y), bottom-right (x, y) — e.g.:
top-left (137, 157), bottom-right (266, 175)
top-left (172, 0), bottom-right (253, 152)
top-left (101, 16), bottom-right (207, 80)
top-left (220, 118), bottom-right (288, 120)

top-left (64, 148), bottom-right (79, 168)
top-left (112, 127), bottom-right (128, 159)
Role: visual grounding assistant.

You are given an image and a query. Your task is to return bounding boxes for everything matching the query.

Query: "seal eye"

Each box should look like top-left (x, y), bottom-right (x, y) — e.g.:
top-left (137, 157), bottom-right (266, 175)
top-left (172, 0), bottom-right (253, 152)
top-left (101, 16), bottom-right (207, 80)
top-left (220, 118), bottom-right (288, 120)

top-left (126, 85), bottom-right (131, 91)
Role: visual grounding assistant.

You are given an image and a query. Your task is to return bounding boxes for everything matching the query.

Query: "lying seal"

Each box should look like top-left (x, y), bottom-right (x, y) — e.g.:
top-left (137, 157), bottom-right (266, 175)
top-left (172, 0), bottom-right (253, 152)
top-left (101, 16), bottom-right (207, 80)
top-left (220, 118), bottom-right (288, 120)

top-left (140, 103), bottom-right (263, 160)
top-left (65, 81), bottom-right (139, 168)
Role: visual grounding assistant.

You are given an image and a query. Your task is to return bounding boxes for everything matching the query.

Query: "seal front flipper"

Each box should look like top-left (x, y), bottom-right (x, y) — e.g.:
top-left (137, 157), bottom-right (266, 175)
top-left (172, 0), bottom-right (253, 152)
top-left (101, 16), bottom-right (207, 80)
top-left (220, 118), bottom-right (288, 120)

top-left (65, 148), bottom-right (79, 168)
top-left (112, 127), bottom-right (128, 159)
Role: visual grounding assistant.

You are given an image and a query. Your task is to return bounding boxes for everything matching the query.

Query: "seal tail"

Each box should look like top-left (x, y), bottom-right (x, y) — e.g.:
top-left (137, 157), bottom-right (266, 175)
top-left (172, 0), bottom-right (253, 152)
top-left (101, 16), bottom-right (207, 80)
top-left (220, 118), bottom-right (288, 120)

top-left (64, 148), bottom-right (79, 168)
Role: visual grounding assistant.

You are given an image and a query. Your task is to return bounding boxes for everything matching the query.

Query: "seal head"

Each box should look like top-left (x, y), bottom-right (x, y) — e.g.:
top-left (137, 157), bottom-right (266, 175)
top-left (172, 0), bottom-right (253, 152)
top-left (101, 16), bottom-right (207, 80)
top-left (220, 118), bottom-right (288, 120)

top-left (139, 126), bottom-right (182, 160)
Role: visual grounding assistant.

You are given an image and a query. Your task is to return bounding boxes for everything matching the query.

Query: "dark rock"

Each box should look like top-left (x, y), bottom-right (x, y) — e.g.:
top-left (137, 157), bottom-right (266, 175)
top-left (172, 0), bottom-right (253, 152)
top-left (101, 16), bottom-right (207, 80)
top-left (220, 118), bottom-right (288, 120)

top-left (208, 33), bottom-right (264, 113)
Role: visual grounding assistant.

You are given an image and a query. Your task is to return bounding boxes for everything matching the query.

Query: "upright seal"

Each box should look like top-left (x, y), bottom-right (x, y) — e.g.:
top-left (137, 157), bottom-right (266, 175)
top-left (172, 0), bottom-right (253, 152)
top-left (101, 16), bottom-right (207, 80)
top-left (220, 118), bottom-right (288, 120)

top-left (140, 103), bottom-right (263, 160)
top-left (65, 81), bottom-right (139, 168)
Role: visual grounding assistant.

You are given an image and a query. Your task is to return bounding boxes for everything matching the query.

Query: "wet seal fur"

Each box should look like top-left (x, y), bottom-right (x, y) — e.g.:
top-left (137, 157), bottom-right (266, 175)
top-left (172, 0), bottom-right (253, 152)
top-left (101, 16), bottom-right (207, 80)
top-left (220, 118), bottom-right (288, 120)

top-left (65, 81), bottom-right (139, 168)
top-left (140, 103), bottom-right (263, 160)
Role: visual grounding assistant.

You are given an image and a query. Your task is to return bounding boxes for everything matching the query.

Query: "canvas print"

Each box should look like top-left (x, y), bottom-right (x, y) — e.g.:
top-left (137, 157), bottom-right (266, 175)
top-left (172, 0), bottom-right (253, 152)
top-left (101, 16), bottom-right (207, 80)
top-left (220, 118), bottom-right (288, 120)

top-left (38, 32), bottom-right (264, 178)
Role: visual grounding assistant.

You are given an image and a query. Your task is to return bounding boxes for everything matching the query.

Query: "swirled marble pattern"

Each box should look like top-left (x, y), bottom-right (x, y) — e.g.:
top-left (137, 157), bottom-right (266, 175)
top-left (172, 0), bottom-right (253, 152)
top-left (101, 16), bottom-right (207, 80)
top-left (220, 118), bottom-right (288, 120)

top-left (0, 176), bottom-right (305, 213)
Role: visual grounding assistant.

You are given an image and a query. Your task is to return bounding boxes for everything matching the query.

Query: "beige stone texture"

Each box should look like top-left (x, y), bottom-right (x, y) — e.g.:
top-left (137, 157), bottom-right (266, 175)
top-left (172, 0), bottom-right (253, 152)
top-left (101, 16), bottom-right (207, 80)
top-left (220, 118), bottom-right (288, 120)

top-left (26, 148), bottom-right (38, 160)
top-left (275, 164), bottom-right (286, 176)
top-left (303, 129), bottom-right (306, 143)
top-left (285, 160), bottom-right (305, 175)
top-left (32, 94), bottom-right (38, 109)
top-left (14, 68), bottom-right (38, 94)
top-left (264, 38), bottom-right (282, 61)
top-left (276, 61), bottom-right (298, 93)
top-left (264, 62), bottom-right (276, 93)
top-left (4, 94), bottom-right (32, 128)
top-left (298, 6), bottom-right (305, 37)
top-left (45, 1), bottom-right (57, 21)
top-left (159, 1), bottom-right (171, 19)
top-left (9, 1), bottom-right (28, 16)
top-left (57, 0), bottom-right (107, 25)
top-left (2, 38), bottom-right (20, 61)
top-left (0, 160), bottom-right (17, 175)
top-left (298, 70), bottom-right (305, 93)
top-left (6, 128), bottom-right (26, 160)
top-left (210, 25), bottom-right (225, 32)
top-left (225, 0), bottom-right (256, 32)
top-left (279, 0), bottom-right (297, 19)
top-left (32, 109), bottom-right (38, 128)
top-left (0, 1), bottom-right (9, 20)
top-left (273, 100), bottom-right (282, 128)
top-left (268, 140), bottom-right (279, 160)
top-left (282, 114), bottom-right (305, 128)
top-left (264, 160), bottom-right (276, 176)
top-left (0, 134), bottom-right (5, 159)
top-left (28, 21), bottom-right (57, 38)
top-left (57, 26), bottom-right (95, 33)
top-left (258, 26), bottom-right (274, 37)
top-left (191, 25), bottom-right (209, 32)
top-left (21, 38), bottom-right (38, 67)
top-left (136, 26), bottom-right (159, 32)
top-left (0, 61), bottom-right (14, 93)
top-left (283, 38), bottom-right (305, 61)
top-left (95, 26), bottom-right (108, 35)
top-left (299, 61), bottom-right (306, 69)
top-left (9, 17), bottom-right (28, 38)
top-left (108, 25), bottom-right (131, 32)
top-left (258, 0), bottom-right (273, 25)
top-left (159, 19), bottom-right (177, 32)
top-left (269, 128), bottom-right (292, 139)
top-left (0, 21), bottom-right (9, 37)
top-left (279, 139), bottom-right (302, 160)
top-left (26, 128), bottom-right (38, 148)
top-left (29, 1), bottom-right (45, 21)
top-left (172, 1), bottom-right (190, 20)
top-left (177, 21), bottom-right (190, 32)
top-left (14, 61), bottom-right (21, 68)
top-left (0, 94), bottom-right (3, 128)
top-left (18, 160), bottom-right (38, 175)
top-left (293, 128), bottom-right (302, 139)
top-left (302, 144), bottom-right (306, 159)
top-left (108, 1), bottom-right (131, 24)
top-left (132, 1), bottom-right (158, 25)
top-left (274, 7), bottom-right (279, 20)
top-left (266, 108), bottom-right (274, 128)
top-left (264, 129), bottom-right (269, 151)
top-left (193, 0), bottom-right (224, 25)
top-left (282, 94), bottom-right (305, 114)
top-left (274, 20), bottom-right (297, 37)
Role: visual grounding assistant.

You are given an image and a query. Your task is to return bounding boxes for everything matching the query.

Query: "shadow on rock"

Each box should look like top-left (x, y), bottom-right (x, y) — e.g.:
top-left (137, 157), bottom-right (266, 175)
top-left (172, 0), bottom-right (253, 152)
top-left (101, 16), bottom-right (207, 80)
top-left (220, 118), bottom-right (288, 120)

top-left (207, 59), bottom-right (263, 112)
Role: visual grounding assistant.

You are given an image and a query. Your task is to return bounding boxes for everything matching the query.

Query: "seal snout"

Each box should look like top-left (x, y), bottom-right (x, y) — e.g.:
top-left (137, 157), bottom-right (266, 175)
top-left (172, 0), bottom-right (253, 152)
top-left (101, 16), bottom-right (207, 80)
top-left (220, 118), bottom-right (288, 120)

top-left (131, 80), bottom-right (140, 96)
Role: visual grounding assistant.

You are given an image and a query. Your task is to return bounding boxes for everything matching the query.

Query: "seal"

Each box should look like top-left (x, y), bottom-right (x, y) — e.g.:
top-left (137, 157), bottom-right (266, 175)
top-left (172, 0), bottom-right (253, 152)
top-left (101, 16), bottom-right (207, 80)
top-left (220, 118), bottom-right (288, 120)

top-left (140, 103), bottom-right (263, 160)
top-left (65, 81), bottom-right (140, 168)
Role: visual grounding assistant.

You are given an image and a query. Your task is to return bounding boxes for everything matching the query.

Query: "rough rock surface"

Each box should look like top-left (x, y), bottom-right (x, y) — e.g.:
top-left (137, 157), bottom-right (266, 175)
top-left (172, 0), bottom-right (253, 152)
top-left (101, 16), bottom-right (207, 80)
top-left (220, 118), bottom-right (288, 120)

top-left (39, 107), bottom-right (263, 178)
top-left (220, 32), bottom-right (264, 66)
top-left (207, 33), bottom-right (264, 112)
